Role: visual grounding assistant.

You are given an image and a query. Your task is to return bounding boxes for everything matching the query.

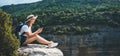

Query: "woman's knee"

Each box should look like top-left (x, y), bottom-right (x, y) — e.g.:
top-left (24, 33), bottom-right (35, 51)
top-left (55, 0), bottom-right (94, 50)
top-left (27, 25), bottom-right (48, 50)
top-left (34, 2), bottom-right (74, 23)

top-left (33, 34), bottom-right (40, 39)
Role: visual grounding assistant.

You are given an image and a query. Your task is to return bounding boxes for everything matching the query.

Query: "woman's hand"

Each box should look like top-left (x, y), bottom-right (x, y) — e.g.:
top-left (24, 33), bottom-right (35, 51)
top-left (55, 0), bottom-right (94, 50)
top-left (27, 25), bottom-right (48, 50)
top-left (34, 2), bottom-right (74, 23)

top-left (36, 28), bottom-right (43, 34)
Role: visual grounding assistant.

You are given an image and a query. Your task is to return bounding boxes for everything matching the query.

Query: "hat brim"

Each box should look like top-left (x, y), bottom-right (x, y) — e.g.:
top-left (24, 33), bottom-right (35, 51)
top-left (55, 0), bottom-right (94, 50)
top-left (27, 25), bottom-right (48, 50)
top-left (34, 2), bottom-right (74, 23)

top-left (25, 16), bottom-right (38, 23)
top-left (33, 16), bottom-right (38, 19)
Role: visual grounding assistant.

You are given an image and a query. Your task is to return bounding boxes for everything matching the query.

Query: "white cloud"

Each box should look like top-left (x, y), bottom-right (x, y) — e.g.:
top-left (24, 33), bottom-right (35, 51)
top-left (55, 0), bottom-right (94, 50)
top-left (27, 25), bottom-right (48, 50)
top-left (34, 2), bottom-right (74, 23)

top-left (0, 0), bottom-right (42, 6)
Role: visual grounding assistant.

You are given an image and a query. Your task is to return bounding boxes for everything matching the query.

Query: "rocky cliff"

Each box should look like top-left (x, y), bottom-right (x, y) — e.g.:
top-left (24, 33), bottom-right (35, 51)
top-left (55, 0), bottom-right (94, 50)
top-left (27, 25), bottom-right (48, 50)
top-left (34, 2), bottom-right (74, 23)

top-left (40, 26), bottom-right (120, 56)
top-left (18, 44), bottom-right (63, 56)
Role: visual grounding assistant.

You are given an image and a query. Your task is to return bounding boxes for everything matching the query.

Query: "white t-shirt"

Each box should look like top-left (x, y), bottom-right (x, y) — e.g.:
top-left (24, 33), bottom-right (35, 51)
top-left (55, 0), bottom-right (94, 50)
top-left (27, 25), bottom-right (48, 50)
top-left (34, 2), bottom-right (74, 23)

top-left (19, 25), bottom-right (31, 36)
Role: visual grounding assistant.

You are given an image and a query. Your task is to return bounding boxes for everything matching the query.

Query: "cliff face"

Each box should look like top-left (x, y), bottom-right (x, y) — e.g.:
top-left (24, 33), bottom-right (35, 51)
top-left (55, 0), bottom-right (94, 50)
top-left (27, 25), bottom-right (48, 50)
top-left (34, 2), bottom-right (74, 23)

top-left (41, 26), bottom-right (120, 56)
top-left (18, 44), bottom-right (63, 56)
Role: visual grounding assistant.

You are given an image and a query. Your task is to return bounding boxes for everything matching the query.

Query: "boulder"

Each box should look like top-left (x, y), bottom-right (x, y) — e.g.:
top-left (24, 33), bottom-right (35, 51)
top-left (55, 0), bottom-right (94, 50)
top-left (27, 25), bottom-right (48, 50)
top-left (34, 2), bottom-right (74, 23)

top-left (18, 44), bottom-right (63, 56)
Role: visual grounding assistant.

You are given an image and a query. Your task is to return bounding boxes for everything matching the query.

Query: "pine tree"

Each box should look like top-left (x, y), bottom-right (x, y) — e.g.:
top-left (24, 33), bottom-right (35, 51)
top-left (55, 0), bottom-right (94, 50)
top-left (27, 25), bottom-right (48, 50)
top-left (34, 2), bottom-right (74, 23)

top-left (0, 9), bottom-right (19, 56)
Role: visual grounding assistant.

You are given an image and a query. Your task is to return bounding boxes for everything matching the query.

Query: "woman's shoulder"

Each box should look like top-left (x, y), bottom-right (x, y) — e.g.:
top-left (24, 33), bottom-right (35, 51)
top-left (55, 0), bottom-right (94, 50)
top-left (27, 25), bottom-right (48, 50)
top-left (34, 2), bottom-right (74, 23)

top-left (22, 25), bottom-right (29, 28)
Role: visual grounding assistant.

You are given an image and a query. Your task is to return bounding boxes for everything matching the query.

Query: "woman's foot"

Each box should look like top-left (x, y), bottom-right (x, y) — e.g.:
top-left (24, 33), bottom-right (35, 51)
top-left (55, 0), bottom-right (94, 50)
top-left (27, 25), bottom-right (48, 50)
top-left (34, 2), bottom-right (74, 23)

top-left (48, 41), bottom-right (58, 47)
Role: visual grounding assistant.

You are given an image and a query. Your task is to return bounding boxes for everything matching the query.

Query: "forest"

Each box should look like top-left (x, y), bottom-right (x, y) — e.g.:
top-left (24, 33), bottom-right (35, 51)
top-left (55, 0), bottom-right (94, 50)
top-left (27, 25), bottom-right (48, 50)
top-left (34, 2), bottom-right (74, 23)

top-left (1, 0), bottom-right (120, 35)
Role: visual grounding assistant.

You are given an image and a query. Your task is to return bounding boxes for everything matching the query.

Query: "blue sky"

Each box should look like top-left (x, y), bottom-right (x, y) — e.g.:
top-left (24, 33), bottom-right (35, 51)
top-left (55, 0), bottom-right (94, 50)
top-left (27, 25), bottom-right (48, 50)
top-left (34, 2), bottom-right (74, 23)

top-left (0, 0), bottom-right (42, 6)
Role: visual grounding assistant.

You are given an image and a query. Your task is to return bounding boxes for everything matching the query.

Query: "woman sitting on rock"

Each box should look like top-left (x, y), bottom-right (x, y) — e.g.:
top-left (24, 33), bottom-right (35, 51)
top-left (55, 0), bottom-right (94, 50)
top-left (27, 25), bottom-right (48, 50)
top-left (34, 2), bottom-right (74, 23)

top-left (19, 14), bottom-right (58, 47)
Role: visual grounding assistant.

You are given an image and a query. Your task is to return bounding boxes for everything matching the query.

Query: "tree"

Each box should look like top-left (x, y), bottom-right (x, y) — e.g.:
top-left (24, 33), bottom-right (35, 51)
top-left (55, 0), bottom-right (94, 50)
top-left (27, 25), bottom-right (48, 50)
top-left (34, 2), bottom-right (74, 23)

top-left (0, 9), bottom-right (19, 56)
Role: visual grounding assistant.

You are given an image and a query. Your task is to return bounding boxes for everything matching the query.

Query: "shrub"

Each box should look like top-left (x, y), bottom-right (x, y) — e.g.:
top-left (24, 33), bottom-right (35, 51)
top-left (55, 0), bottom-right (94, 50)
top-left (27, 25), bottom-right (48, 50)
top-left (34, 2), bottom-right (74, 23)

top-left (0, 9), bottom-right (19, 56)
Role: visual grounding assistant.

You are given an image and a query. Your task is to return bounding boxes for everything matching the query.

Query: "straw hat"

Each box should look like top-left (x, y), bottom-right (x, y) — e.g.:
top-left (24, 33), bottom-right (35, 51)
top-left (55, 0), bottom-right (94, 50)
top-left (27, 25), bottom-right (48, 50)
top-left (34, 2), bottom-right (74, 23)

top-left (25, 14), bottom-right (38, 23)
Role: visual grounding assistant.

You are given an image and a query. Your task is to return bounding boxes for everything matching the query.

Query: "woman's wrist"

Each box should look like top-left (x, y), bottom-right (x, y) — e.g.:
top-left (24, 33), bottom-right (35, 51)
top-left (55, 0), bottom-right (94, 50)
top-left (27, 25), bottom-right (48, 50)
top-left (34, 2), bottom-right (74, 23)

top-left (34, 32), bottom-right (38, 35)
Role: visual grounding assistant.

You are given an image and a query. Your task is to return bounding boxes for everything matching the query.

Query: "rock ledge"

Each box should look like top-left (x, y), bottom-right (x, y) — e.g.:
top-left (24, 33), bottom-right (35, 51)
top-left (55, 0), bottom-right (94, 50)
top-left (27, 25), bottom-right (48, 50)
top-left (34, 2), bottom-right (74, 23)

top-left (18, 44), bottom-right (63, 56)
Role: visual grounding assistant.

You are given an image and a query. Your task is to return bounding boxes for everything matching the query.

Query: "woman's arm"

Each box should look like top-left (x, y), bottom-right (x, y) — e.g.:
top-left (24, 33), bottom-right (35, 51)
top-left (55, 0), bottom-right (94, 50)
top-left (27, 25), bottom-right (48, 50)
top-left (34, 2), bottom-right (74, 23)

top-left (25, 28), bottom-right (43, 38)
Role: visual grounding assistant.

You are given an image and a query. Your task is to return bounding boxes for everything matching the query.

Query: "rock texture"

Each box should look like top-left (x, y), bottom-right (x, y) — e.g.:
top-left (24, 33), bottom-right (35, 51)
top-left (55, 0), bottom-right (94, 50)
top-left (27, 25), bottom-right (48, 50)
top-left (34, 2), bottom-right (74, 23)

top-left (18, 44), bottom-right (63, 56)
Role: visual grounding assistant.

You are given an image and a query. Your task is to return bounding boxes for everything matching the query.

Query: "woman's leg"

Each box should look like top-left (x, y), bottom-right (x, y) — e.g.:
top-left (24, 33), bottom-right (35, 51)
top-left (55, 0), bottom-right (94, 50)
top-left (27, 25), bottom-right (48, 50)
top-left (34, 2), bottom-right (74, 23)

top-left (22, 37), bottom-right (37, 45)
top-left (23, 35), bottom-right (51, 45)
top-left (36, 35), bottom-right (51, 44)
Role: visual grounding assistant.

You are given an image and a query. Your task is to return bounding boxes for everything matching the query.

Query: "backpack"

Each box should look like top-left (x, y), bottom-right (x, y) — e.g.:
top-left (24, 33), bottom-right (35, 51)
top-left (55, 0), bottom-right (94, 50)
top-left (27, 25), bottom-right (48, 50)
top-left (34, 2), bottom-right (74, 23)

top-left (15, 22), bottom-right (29, 46)
top-left (15, 22), bottom-right (25, 46)
top-left (15, 22), bottom-right (24, 39)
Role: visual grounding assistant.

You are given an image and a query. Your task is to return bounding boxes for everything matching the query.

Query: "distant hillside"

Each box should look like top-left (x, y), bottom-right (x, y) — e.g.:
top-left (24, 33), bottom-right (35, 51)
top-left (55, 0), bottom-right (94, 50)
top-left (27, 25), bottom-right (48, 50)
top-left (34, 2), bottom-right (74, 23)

top-left (1, 0), bottom-right (120, 34)
top-left (1, 0), bottom-right (120, 14)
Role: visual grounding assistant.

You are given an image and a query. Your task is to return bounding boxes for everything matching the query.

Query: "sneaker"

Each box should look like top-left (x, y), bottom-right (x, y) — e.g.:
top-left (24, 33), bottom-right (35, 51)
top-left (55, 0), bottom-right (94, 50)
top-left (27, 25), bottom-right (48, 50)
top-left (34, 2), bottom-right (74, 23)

top-left (48, 42), bottom-right (58, 48)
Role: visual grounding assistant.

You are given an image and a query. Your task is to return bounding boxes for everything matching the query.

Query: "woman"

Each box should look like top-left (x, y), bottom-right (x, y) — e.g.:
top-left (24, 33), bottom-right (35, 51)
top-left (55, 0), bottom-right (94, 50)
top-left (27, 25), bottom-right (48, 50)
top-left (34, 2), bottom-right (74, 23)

top-left (19, 14), bottom-right (58, 47)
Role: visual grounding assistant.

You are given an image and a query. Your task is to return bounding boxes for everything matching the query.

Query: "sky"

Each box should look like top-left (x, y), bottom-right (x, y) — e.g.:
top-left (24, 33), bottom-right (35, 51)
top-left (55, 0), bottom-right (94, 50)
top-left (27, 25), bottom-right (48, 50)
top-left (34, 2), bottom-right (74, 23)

top-left (0, 0), bottom-right (42, 7)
